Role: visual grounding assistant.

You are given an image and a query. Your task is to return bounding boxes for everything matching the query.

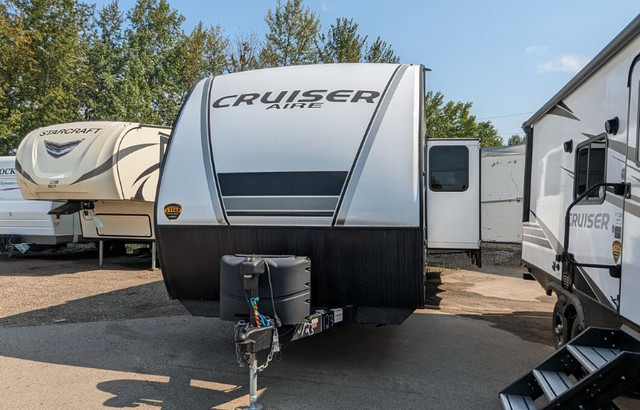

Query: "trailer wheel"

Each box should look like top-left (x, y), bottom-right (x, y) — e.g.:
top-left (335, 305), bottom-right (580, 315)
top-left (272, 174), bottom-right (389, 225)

top-left (552, 302), bottom-right (570, 349)
top-left (570, 317), bottom-right (584, 341)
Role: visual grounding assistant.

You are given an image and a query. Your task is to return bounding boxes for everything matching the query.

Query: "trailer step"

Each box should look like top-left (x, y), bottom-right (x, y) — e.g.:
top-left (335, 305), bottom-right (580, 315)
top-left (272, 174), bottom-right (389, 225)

top-left (499, 327), bottom-right (640, 409)
top-left (532, 369), bottom-right (573, 400)
top-left (499, 393), bottom-right (535, 410)
top-left (566, 344), bottom-right (620, 373)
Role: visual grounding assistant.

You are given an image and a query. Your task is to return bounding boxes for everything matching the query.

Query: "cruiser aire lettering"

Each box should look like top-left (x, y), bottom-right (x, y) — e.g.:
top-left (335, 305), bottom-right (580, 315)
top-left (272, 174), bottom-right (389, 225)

top-left (212, 89), bottom-right (381, 110)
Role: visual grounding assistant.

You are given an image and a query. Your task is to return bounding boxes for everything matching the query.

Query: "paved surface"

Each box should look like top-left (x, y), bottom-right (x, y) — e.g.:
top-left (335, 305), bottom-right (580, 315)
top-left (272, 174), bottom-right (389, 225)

top-left (0, 313), bottom-right (553, 409)
top-left (0, 247), bottom-right (569, 409)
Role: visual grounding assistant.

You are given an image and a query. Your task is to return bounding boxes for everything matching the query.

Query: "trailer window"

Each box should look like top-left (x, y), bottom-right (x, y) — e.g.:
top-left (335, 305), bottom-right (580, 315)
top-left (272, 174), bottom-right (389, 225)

top-left (429, 146), bottom-right (469, 191)
top-left (575, 140), bottom-right (605, 199)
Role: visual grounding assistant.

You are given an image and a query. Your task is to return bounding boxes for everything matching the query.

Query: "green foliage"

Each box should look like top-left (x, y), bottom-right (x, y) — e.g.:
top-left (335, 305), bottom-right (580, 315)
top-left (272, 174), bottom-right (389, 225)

top-left (364, 36), bottom-right (400, 63)
top-left (0, 0), bottom-right (406, 155)
top-left (508, 134), bottom-right (526, 146)
top-left (180, 22), bottom-right (228, 88)
top-left (0, 0), bottom-right (94, 154)
top-left (260, 0), bottom-right (320, 67)
top-left (228, 31), bottom-right (261, 73)
top-left (122, 0), bottom-right (185, 124)
top-left (86, 0), bottom-right (126, 121)
top-left (425, 91), bottom-right (503, 147)
top-left (318, 17), bottom-right (366, 63)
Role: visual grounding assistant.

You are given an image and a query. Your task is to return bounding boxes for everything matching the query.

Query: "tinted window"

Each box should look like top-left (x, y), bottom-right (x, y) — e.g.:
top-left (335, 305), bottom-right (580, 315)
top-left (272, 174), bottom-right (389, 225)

top-left (575, 140), bottom-right (605, 199)
top-left (429, 146), bottom-right (469, 191)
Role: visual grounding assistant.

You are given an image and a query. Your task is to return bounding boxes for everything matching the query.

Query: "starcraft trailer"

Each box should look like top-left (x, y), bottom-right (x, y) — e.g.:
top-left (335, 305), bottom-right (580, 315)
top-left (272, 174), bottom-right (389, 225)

top-left (0, 156), bottom-right (80, 246)
top-left (501, 15), bottom-right (640, 409)
top-left (156, 63), bottom-right (481, 326)
top-left (15, 122), bottom-right (170, 244)
top-left (481, 145), bottom-right (525, 243)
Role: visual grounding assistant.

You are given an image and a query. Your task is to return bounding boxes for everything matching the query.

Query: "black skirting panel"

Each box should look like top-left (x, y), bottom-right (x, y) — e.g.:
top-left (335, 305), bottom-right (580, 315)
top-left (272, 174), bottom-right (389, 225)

top-left (156, 225), bottom-right (424, 319)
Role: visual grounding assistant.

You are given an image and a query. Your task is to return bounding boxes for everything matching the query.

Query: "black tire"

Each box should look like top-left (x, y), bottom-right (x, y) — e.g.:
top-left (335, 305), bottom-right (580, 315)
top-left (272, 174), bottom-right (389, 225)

top-left (552, 302), bottom-right (570, 349)
top-left (570, 317), bottom-right (584, 341)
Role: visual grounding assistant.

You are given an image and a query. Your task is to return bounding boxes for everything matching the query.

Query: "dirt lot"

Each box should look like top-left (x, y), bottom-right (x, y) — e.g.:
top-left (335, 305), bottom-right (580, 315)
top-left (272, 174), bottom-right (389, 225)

top-left (0, 243), bottom-right (554, 348)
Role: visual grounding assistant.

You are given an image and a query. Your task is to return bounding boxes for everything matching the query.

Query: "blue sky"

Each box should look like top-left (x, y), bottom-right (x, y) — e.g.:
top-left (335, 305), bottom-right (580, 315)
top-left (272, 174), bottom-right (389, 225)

top-left (92, 0), bottom-right (640, 143)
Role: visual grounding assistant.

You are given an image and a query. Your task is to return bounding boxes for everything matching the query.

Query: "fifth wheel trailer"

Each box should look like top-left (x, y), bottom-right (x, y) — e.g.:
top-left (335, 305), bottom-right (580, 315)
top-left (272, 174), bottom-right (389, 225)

top-left (156, 63), bottom-right (480, 328)
top-left (0, 156), bottom-right (81, 246)
top-left (14, 122), bottom-right (170, 245)
top-left (500, 14), bottom-right (640, 409)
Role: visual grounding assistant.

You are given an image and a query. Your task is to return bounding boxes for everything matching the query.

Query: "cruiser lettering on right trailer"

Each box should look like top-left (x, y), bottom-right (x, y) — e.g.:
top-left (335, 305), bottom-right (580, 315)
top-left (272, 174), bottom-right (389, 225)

top-left (570, 212), bottom-right (610, 230)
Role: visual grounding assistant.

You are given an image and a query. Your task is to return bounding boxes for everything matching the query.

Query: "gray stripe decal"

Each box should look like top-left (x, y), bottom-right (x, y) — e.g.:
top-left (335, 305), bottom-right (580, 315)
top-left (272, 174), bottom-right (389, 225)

top-left (548, 104), bottom-right (579, 121)
top-left (0, 187), bottom-right (20, 192)
top-left (334, 65), bottom-right (407, 226)
top-left (522, 235), bottom-right (553, 249)
top-left (608, 138), bottom-right (628, 157)
top-left (522, 227), bottom-right (546, 239)
top-left (560, 166), bottom-right (574, 177)
top-left (575, 266), bottom-right (616, 310)
top-left (71, 143), bottom-right (156, 185)
top-left (134, 176), bottom-right (150, 200)
top-left (133, 163), bottom-right (160, 185)
top-left (606, 194), bottom-right (624, 208)
top-left (531, 211), bottom-right (563, 254)
top-left (14, 159), bottom-right (37, 185)
top-left (223, 196), bottom-right (339, 212)
top-left (201, 78), bottom-right (227, 225)
top-left (227, 211), bottom-right (333, 217)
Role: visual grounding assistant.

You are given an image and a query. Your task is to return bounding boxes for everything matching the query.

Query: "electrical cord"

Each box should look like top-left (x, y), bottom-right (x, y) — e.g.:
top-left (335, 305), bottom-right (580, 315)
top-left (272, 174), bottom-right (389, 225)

top-left (264, 260), bottom-right (282, 328)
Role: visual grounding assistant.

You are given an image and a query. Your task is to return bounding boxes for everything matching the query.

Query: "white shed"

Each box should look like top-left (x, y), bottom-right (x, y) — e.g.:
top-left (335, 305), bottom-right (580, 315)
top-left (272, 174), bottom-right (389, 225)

top-left (481, 144), bottom-right (525, 243)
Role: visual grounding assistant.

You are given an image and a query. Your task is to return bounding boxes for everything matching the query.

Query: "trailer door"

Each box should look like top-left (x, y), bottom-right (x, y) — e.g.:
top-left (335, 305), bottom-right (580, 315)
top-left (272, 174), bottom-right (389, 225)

top-left (620, 58), bottom-right (640, 326)
top-left (425, 139), bottom-right (480, 250)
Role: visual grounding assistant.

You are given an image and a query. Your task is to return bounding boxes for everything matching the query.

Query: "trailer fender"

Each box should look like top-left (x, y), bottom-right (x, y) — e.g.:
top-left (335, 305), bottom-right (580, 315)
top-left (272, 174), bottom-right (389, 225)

top-left (547, 281), bottom-right (586, 332)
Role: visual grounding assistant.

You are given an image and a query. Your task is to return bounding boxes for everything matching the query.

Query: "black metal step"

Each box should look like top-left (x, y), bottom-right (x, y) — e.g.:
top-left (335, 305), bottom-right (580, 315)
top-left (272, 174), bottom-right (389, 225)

top-left (566, 344), bottom-right (620, 373)
top-left (532, 369), bottom-right (573, 400)
top-left (499, 393), bottom-right (536, 410)
top-left (499, 327), bottom-right (640, 410)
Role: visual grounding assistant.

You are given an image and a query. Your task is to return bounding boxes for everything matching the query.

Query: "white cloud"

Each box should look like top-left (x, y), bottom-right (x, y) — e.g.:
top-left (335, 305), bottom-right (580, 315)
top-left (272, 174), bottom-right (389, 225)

top-left (525, 45), bottom-right (548, 55)
top-left (321, 2), bottom-right (334, 12)
top-left (537, 54), bottom-right (589, 74)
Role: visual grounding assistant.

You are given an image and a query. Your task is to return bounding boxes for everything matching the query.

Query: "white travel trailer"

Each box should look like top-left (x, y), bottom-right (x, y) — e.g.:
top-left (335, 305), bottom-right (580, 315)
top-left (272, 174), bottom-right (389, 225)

top-left (481, 145), bottom-right (525, 243)
top-left (0, 156), bottom-right (80, 246)
top-left (156, 63), bottom-right (481, 322)
top-left (156, 63), bottom-right (481, 406)
top-left (15, 122), bottom-right (170, 247)
top-left (501, 15), bottom-right (640, 409)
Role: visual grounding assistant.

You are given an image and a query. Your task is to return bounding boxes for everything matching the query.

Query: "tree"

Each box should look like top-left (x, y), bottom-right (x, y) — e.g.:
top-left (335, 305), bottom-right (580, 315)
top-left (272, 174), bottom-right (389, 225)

top-left (260, 0), bottom-right (320, 67)
top-left (477, 121), bottom-right (502, 147)
top-left (228, 31), bottom-right (262, 73)
top-left (317, 17), bottom-right (366, 63)
top-left (364, 36), bottom-right (400, 63)
top-left (508, 134), bottom-right (526, 146)
top-left (179, 22), bottom-right (228, 88)
top-left (123, 0), bottom-right (188, 125)
top-left (425, 91), bottom-right (502, 147)
top-left (86, 0), bottom-right (126, 121)
top-left (0, 0), bottom-right (94, 155)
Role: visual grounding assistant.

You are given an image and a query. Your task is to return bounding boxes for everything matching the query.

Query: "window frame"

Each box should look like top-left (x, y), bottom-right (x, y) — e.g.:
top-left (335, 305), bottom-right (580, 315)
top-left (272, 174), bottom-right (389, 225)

top-left (573, 135), bottom-right (607, 204)
top-left (428, 145), bottom-right (470, 192)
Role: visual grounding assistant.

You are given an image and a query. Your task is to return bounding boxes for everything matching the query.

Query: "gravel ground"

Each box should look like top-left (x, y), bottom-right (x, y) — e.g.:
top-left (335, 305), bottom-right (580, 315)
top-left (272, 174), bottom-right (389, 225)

top-left (0, 245), bottom-right (186, 327)
top-left (0, 242), bottom-right (555, 347)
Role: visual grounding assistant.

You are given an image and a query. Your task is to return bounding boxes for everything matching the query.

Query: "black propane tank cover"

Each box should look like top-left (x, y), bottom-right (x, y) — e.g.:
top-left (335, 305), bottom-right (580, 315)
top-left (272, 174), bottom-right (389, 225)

top-left (220, 255), bottom-right (311, 325)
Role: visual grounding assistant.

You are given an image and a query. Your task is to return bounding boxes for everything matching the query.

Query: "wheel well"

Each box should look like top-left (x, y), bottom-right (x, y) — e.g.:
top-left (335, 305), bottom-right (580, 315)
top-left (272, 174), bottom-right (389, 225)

top-left (550, 286), bottom-right (584, 329)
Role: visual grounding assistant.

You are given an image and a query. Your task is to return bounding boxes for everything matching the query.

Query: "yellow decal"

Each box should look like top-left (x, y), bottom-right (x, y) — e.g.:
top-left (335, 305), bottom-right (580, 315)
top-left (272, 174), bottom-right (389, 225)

top-left (164, 203), bottom-right (182, 220)
top-left (612, 239), bottom-right (622, 264)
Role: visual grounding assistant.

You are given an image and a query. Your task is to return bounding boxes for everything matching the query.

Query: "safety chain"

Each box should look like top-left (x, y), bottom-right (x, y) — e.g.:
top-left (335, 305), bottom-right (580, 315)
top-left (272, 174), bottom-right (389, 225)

top-left (235, 323), bottom-right (280, 372)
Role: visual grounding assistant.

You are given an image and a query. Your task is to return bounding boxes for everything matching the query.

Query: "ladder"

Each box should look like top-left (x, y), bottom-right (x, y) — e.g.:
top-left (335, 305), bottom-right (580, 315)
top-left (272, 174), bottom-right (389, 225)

top-left (500, 327), bottom-right (640, 409)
